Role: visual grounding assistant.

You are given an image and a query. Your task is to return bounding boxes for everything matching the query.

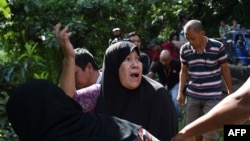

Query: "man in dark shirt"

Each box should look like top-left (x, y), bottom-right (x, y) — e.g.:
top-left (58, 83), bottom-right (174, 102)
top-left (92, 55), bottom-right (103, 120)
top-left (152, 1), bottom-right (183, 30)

top-left (147, 50), bottom-right (181, 120)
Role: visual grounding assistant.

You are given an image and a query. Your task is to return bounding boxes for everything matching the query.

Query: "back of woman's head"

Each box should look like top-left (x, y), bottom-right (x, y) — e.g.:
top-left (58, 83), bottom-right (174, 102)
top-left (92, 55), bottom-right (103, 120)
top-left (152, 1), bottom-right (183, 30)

top-left (6, 79), bottom-right (82, 141)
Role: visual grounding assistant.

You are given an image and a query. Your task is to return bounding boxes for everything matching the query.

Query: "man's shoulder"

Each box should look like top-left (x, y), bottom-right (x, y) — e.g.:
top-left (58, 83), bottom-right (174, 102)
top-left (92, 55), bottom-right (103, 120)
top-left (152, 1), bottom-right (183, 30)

top-left (207, 38), bottom-right (223, 47)
top-left (151, 60), bottom-right (162, 68)
top-left (171, 59), bottom-right (181, 67)
top-left (180, 42), bottom-right (191, 53)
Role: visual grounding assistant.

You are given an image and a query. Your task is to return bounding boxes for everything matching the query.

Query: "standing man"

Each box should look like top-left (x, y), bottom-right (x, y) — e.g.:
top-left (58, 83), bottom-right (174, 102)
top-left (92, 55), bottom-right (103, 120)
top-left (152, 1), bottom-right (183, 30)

top-left (177, 19), bottom-right (233, 141)
top-left (147, 50), bottom-right (181, 120)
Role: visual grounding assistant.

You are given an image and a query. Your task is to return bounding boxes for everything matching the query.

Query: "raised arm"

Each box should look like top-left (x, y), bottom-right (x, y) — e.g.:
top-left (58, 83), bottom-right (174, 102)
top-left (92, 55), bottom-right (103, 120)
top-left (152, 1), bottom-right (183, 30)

top-left (171, 76), bottom-right (250, 141)
top-left (55, 23), bottom-right (75, 98)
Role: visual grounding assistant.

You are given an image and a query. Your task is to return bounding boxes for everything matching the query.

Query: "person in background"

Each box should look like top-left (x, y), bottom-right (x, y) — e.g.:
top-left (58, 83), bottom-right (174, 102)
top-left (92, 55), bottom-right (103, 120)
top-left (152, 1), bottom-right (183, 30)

top-left (55, 26), bottom-right (102, 90)
top-left (126, 31), bottom-right (151, 75)
top-left (231, 19), bottom-right (242, 31)
top-left (161, 33), bottom-right (180, 60)
top-left (219, 20), bottom-right (230, 39)
top-left (108, 27), bottom-right (122, 46)
top-left (144, 41), bottom-right (155, 63)
top-left (6, 78), bottom-right (160, 141)
top-left (177, 19), bottom-right (233, 141)
top-left (55, 23), bottom-right (178, 141)
top-left (178, 14), bottom-right (189, 44)
top-left (74, 48), bottom-right (102, 89)
top-left (236, 34), bottom-right (245, 46)
top-left (171, 76), bottom-right (250, 141)
top-left (169, 31), bottom-right (183, 53)
top-left (149, 39), bottom-right (162, 67)
top-left (147, 50), bottom-right (181, 120)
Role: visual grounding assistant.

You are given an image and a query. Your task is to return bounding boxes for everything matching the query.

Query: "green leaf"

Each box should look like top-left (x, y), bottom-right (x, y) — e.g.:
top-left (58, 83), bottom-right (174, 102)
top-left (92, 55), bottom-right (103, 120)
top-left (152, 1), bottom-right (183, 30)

top-left (0, 0), bottom-right (11, 19)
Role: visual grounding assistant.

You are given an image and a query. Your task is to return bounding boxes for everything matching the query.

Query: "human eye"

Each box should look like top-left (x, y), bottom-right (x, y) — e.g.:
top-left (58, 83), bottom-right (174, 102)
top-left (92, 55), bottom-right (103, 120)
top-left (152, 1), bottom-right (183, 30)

top-left (125, 56), bottom-right (131, 61)
top-left (136, 56), bottom-right (141, 62)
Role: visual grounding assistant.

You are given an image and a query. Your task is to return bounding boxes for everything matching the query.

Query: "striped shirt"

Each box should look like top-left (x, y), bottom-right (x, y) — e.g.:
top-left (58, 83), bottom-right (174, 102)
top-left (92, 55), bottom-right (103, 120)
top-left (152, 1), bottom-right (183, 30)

top-left (180, 37), bottom-right (228, 99)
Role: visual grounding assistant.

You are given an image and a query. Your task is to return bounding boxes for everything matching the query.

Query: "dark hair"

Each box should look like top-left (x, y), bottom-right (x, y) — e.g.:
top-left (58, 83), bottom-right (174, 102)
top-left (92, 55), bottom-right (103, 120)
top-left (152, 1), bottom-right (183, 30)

top-left (125, 31), bottom-right (142, 40)
top-left (74, 48), bottom-right (99, 71)
top-left (169, 31), bottom-right (179, 41)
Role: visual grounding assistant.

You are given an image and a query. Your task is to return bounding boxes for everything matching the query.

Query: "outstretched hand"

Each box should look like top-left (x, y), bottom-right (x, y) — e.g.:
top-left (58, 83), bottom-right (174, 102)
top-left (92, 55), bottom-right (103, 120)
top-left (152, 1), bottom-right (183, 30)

top-left (55, 23), bottom-right (75, 59)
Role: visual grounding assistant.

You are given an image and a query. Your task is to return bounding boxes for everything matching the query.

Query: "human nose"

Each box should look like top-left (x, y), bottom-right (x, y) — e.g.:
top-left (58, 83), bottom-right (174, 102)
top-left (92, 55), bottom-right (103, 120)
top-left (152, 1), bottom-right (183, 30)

top-left (131, 59), bottom-right (140, 68)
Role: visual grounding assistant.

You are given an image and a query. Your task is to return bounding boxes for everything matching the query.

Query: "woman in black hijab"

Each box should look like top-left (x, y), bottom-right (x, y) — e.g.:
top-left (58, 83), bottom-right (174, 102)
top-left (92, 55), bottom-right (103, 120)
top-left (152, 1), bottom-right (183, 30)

top-left (96, 41), bottom-right (178, 141)
top-left (6, 79), bottom-right (159, 141)
top-left (52, 23), bottom-right (176, 140)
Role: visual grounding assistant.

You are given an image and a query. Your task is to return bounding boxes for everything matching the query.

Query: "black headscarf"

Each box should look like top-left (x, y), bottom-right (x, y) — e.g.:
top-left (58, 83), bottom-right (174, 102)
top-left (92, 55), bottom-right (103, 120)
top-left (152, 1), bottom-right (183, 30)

top-left (6, 79), bottom-right (141, 141)
top-left (96, 41), bottom-right (178, 141)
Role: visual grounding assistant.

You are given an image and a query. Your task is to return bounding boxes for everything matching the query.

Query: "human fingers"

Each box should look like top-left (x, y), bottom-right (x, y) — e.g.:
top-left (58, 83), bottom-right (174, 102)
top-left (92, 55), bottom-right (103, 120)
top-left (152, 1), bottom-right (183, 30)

top-left (55, 23), bottom-right (62, 39)
top-left (54, 23), bottom-right (71, 42)
top-left (177, 96), bottom-right (183, 107)
top-left (55, 23), bottom-right (66, 47)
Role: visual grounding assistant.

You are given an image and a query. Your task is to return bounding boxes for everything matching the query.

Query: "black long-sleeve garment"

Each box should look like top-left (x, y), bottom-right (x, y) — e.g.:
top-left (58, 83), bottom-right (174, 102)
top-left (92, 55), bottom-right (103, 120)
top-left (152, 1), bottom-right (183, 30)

top-left (6, 79), bottom-right (141, 141)
top-left (96, 41), bottom-right (178, 141)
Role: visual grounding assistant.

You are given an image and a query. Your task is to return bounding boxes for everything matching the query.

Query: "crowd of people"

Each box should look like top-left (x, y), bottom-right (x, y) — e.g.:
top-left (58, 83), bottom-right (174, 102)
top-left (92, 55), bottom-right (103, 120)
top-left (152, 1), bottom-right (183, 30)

top-left (5, 18), bottom-right (250, 141)
top-left (219, 19), bottom-right (244, 39)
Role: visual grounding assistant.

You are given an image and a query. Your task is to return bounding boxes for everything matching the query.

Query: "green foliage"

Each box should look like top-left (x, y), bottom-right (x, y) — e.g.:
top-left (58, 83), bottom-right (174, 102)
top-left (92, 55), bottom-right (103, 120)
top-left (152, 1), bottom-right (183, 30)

top-left (0, 42), bottom-right (47, 140)
top-left (0, 0), bottom-right (11, 18)
top-left (0, 1), bottom-right (188, 139)
top-left (1, 0), bottom-right (250, 140)
top-left (0, 92), bottom-right (18, 141)
top-left (188, 0), bottom-right (250, 37)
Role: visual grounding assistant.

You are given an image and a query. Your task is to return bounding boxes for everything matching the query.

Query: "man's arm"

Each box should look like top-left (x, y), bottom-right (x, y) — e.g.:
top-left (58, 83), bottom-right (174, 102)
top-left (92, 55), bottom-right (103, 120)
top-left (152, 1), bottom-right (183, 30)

top-left (171, 76), bottom-right (250, 141)
top-left (177, 63), bottom-right (188, 107)
top-left (220, 62), bottom-right (233, 94)
top-left (146, 60), bottom-right (159, 79)
top-left (55, 23), bottom-right (75, 98)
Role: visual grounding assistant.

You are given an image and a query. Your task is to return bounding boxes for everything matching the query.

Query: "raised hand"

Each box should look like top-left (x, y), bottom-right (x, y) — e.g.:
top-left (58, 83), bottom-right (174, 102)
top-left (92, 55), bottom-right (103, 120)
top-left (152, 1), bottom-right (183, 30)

top-left (55, 23), bottom-right (76, 97)
top-left (55, 23), bottom-right (75, 59)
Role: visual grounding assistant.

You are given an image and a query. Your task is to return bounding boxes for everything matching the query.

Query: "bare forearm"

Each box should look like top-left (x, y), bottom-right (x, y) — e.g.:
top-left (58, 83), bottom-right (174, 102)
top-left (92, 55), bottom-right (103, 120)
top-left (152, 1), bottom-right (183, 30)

top-left (221, 63), bottom-right (233, 94)
top-left (55, 23), bottom-right (76, 98)
top-left (180, 95), bottom-right (250, 138)
top-left (178, 77), bottom-right (250, 138)
top-left (59, 58), bottom-right (75, 97)
top-left (178, 66), bottom-right (188, 94)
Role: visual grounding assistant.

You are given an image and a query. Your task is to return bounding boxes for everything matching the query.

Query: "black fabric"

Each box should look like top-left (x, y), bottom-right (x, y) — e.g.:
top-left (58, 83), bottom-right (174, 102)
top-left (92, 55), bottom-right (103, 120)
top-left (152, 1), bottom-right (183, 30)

top-left (6, 79), bottom-right (141, 141)
top-left (140, 51), bottom-right (150, 75)
top-left (150, 59), bottom-right (181, 89)
top-left (96, 41), bottom-right (178, 141)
